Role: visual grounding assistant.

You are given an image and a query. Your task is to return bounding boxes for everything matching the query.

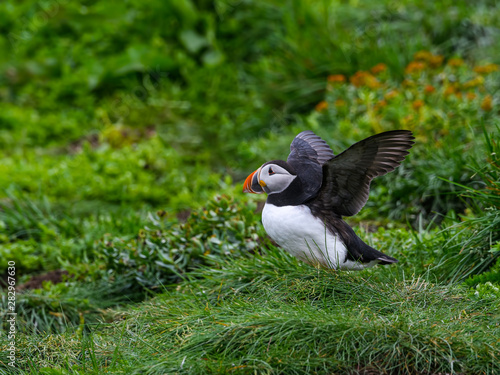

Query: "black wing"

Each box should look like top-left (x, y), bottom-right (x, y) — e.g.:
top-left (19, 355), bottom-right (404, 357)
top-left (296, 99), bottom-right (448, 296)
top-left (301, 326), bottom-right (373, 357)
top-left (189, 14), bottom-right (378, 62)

top-left (288, 130), bottom-right (335, 165)
top-left (316, 130), bottom-right (415, 217)
top-left (287, 131), bottom-right (335, 199)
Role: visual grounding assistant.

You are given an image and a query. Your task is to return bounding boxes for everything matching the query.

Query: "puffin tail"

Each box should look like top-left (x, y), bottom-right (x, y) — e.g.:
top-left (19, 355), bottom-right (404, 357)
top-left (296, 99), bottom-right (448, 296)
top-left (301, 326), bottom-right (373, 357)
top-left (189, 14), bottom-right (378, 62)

top-left (337, 220), bottom-right (399, 265)
top-left (356, 238), bottom-right (398, 265)
top-left (376, 254), bottom-right (398, 265)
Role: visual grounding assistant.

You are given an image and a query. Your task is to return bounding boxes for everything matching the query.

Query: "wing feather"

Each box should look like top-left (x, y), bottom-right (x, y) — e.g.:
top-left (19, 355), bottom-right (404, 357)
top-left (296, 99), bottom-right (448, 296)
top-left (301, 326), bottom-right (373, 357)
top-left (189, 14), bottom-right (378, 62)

top-left (286, 131), bottom-right (335, 199)
top-left (288, 130), bottom-right (335, 165)
top-left (316, 130), bottom-right (415, 217)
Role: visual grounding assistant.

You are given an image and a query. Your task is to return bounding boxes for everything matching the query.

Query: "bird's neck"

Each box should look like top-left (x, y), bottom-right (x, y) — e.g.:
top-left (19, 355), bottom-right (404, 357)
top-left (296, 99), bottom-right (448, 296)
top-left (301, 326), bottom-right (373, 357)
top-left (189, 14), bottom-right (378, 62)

top-left (266, 177), bottom-right (312, 206)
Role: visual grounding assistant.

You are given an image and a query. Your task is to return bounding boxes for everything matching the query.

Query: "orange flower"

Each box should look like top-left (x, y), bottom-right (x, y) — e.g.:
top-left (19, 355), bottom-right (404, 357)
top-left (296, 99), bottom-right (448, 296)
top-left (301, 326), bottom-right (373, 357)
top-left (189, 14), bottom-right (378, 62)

top-left (327, 74), bottom-right (346, 83)
top-left (370, 63), bottom-right (387, 75)
top-left (349, 71), bottom-right (380, 88)
top-left (447, 57), bottom-right (464, 67)
top-left (374, 100), bottom-right (387, 111)
top-left (481, 95), bottom-right (493, 111)
top-left (466, 92), bottom-right (476, 101)
top-left (405, 61), bottom-right (426, 74)
top-left (429, 55), bottom-right (444, 68)
top-left (424, 85), bottom-right (435, 94)
top-left (444, 85), bottom-right (456, 97)
top-left (413, 50), bottom-right (433, 62)
top-left (412, 100), bottom-right (424, 110)
top-left (315, 100), bottom-right (328, 112)
top-left (474, 64), bottom-right (499, 74)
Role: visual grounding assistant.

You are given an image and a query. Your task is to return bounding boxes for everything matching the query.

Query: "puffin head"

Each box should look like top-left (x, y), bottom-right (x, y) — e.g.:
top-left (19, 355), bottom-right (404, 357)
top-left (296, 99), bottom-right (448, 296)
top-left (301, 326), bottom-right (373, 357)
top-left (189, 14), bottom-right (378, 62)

top-left (243, 160), bottom-right (298, 195)
top-left (243, 160), bottom-right (308, 206)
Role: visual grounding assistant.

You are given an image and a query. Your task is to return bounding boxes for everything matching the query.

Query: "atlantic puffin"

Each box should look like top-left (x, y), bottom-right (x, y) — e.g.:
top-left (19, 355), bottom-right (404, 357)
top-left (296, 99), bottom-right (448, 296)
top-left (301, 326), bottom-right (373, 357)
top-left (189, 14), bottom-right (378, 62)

top-left (243, 130), bottom-right (415, 270)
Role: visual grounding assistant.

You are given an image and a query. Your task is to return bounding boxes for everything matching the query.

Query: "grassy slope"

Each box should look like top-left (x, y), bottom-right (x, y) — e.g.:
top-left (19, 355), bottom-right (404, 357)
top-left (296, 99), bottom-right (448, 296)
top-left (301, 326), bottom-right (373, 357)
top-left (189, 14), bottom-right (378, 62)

top-left (20, 248), bottom-right (500, 374)
top-left (0, 0), bottom-right (499, 374)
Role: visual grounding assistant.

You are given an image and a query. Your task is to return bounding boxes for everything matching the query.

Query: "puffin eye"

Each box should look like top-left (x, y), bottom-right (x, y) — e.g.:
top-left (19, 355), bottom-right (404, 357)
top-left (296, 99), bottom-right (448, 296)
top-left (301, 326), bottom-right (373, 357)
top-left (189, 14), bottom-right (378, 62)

top-left (268, 167), bottom-right (275, 175)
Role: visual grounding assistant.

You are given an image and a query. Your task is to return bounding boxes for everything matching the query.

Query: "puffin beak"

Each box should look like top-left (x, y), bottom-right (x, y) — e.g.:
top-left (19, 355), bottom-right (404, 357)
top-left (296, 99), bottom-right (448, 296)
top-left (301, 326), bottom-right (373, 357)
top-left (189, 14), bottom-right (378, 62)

top-left (243, 167), bottom-right (264, 194)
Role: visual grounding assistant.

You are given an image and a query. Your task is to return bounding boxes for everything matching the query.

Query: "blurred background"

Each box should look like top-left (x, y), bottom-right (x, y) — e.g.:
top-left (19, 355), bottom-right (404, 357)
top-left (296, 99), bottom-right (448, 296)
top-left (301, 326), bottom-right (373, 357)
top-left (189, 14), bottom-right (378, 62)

top-left (0, 0), bottom-right (499, 342)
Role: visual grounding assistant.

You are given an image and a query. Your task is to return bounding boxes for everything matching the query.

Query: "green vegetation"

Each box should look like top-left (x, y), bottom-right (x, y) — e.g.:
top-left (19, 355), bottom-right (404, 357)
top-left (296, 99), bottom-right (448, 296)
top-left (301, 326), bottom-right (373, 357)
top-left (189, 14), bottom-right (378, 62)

top-left (15, 252), bottom-right (500, 374)
top-left (0, 0), bottom-right (499, 373)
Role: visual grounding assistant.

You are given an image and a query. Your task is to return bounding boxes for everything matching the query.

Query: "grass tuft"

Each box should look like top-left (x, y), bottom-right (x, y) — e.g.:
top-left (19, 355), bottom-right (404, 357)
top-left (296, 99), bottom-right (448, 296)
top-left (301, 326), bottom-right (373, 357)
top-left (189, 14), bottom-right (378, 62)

top-left (8, 247), bottom-right (499, 374)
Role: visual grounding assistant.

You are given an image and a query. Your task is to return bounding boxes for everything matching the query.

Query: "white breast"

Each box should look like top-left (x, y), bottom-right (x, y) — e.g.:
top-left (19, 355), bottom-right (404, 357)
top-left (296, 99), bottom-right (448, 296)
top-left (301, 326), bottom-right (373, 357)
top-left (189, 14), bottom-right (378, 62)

top-left (262, 203), bottom-right (350, 269)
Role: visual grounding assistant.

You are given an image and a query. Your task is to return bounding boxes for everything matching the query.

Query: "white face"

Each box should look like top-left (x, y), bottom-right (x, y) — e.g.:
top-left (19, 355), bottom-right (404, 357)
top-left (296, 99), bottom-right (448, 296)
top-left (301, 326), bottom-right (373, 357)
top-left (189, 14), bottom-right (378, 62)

top-left (258, 164), bottom-right (297, 194)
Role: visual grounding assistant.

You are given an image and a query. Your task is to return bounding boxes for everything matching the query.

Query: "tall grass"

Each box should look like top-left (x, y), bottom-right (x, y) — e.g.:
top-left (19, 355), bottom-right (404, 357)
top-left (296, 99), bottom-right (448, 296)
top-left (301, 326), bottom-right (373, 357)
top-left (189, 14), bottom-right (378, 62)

top-left (429, 125), bottom-right (500, 282)
top-left (9, 247), bottom-right (499, 374)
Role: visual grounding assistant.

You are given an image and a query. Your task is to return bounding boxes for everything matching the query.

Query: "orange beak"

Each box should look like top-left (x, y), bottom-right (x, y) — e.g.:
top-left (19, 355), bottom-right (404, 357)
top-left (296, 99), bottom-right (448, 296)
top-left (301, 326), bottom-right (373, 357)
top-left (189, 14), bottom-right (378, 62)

top-left (243, 168), bottom-right (264, 194)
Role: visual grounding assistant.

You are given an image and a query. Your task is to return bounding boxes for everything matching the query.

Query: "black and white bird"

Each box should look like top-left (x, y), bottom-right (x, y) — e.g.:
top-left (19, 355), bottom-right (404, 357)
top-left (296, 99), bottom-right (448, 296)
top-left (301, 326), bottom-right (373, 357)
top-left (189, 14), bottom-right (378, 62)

top-left (243, 130), bottom-right (415, 270)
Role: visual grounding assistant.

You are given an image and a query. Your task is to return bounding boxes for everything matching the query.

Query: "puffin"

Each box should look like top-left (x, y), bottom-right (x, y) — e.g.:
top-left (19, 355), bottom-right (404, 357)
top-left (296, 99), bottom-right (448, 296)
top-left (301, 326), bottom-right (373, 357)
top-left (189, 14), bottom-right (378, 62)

top-left (243, 130), bottom-right (415, 270)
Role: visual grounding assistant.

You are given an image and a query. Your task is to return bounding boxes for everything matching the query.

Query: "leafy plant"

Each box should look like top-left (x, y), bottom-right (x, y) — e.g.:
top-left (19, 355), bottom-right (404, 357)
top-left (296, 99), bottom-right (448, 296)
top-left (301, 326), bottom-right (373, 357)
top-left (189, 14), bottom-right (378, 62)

top-left (421, 125), bottom-right (500, 282)
top-left (99, 195), bottom-right (265, 291)
top-left (447, 126), bottom-right (500, 282)
top-left (312, 54), bottom-right (499, 224)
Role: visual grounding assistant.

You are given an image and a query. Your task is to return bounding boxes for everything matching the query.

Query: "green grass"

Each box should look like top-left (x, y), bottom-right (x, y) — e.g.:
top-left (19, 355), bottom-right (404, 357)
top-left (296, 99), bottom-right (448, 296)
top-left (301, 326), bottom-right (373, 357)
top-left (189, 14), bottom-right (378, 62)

top-left (0, 0), bottom-right (500, 373)
top-left (8, 247), bottom-right (500, 374)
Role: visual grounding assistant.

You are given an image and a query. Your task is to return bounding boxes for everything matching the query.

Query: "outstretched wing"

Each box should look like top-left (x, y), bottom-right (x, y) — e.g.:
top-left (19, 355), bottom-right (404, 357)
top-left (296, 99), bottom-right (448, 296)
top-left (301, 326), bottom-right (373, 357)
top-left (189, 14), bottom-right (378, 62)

top-left (288, 130), bottom-right (335, 165)
top-left (316, 130), bottom-right (415, 217)
top-left (287, 131), bottom-right (335, 199)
